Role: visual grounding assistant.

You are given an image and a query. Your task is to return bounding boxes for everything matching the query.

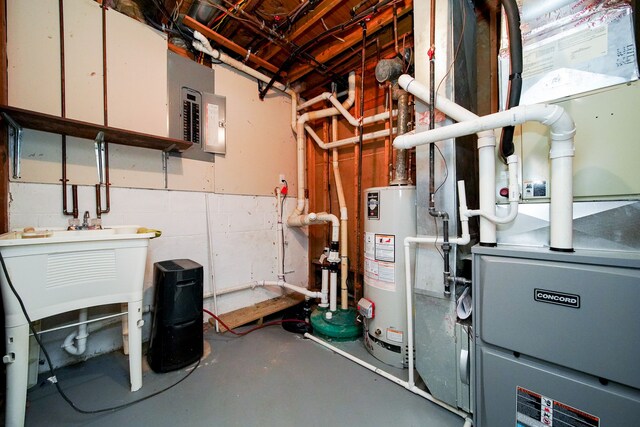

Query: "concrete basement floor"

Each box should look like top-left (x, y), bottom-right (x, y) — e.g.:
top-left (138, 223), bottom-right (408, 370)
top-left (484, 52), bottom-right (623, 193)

top-left (22, 324), bottom-right (465, 427)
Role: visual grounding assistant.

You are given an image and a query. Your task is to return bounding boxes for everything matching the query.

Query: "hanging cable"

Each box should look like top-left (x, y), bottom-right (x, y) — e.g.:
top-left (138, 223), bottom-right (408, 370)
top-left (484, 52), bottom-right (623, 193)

top-left (0, 251), bottom-right (200, 415)
top-left (499, 0), bottom-right (523, 160)
top-left (257, 0), bottom-right (396, 99)
top-left (426, 0), bottom-right (452, 297)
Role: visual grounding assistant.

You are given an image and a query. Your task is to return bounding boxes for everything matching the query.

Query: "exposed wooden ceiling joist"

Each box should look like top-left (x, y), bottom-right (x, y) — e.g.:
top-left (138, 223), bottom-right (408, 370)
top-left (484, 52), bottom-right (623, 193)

top-left (183, 15), bottom-right (281, 74)
top-left (259, 0), bottom-right (347, 61)
top-left (287, 0), bottom-right (412, 82)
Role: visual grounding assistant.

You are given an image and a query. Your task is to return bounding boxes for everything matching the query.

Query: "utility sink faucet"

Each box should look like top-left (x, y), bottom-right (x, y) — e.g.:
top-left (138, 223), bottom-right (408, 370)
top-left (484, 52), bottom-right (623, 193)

top-left (82, 211), bottom-right (90, 228)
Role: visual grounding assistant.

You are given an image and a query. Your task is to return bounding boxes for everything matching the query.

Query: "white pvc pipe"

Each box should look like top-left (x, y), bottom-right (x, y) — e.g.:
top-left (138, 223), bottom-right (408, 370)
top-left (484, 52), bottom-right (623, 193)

top-left (320, 268), bottom-right (329, 308)
top-left (288, 72), bottom-right (356, 232)
top-left (297, 92), bottom-right (331, 111)
top-left (304, 333), bottom-right (470, 421)
top-left (466, 154), bottom-right (519, 224)
top-left (192, 31), bottom-right (298, 133)
top-left (297, 90), bottom-right (350, 111)
top-left (327, 94), bottom-right (360, 127)
top-left (259, 280), bottom-right (325, 302)
top-left (362, 109), bottom-right (397, 125)
top-left (394, 103), bottom-right (575, 250)
top-left (306, 125), bottom-right (397, 149)
top-left (394, 104), bottom-right (573, 150)
top-left (399, 74), bottom-right (502, 245)
top-left (62, 308), bottom-right (88, 356)
top-left (329, 271), bottom-right (338, 313)
top-left (331, 114), bottom-right (349, 311)
top-left (276, 189), bottom-right (285, 280)
top-left (215, 282), bottom-right (259, 296)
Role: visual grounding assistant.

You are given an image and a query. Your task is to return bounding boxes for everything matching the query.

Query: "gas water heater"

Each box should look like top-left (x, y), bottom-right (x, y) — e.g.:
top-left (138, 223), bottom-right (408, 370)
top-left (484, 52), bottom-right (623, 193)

top-left (362, 186), bottom-right (416, 368)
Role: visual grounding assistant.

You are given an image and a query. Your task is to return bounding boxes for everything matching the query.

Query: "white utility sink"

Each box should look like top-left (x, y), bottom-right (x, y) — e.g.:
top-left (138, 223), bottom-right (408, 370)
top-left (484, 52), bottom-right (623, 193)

top-left (0, 226), bottom-right (155, 427)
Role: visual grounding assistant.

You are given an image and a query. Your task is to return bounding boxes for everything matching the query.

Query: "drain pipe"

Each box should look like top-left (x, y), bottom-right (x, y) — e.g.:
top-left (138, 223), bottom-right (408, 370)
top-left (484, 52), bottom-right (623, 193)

top-left (62, 308), bottom-right (88, 356)
top-left (394, 103), bottom-right (576, 251)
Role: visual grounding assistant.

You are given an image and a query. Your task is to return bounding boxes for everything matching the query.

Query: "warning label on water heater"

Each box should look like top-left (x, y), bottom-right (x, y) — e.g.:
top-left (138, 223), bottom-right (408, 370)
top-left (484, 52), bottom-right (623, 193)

top-left (516, 386), bottom-right (599, 427)
top-left (364, 232), bottom-right (396, 291)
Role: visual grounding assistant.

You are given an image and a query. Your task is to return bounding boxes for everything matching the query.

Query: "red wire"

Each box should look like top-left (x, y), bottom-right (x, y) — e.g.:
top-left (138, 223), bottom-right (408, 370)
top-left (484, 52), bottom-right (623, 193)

top-left (203, 308), bottom-right (308, 336)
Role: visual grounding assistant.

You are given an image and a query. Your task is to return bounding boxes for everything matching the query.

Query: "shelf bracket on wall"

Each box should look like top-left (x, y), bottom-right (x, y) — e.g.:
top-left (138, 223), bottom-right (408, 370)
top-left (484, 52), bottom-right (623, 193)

top-left (94, 131), bottom-right (106, 184)
top-left (162, 144), bottom-right (176, 189)
top-left (1, 112), bottom-right (23, 179)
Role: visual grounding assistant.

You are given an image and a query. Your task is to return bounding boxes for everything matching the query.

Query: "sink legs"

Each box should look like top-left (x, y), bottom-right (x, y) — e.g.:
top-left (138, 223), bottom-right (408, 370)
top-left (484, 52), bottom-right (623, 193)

top-left (4, 323), bottom-right (29, 427)
top-left (3, 300), bottom-right (145, 426)
top-left (128, 299), bottom-right (143, 392)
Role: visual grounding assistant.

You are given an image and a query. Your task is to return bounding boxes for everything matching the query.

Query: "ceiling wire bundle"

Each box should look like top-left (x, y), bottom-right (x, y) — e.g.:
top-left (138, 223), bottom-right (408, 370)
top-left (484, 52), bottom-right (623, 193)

top-left (0, 252), bottom-right (200, 415)
top-left (258, 0), bottom-right (399, 99)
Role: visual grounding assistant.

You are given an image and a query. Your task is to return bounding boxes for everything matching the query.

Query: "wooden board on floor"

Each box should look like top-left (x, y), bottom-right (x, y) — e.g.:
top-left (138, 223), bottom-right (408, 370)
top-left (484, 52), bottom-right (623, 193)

top-left (210, 293), bottom-right (305, 333)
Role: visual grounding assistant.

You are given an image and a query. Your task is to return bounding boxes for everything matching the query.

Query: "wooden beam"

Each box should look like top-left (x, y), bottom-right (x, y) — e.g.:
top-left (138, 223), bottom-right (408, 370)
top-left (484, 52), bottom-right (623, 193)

top-left (168, 42), bottom-right (194, 60)
top-left (210, 293), bottom-right (305, 332)
top-left (287, 0), bottom-right (412, 82)
top-left (260, 0), bottom-right (346, 62)
top-left (183, 15), bottom-right (280, 74)
top-left (0, 105), bottom-right (192, 152)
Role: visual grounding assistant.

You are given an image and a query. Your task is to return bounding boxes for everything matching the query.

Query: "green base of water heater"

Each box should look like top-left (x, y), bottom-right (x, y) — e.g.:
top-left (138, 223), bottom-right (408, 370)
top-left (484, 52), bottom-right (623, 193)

top-left (310, 307), bottom-right (361, 341)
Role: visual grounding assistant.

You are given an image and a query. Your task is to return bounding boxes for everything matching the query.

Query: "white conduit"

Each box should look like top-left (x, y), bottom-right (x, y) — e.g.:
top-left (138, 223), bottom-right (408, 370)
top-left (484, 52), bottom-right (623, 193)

top-left (304, 333), bottom-right (472, 423)
top-left (394, 80), bottom-right (576, 250)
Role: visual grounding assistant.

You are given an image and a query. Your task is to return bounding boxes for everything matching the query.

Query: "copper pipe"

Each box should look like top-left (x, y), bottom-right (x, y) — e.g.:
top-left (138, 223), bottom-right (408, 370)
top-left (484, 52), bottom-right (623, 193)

top-left (96, 4), bottom-right (111, 218)
top-left (59, 0), bottom-right (66, 118)
top-left (102, 4), bottom-right (108, 126)
top-left (322, 120), bottom-right (330, 244)
top-left (354, 23), bottom-right (367, 302)
top-left (386, 83), bottom-right (393, 184)
top-left (58, 0), bottom-right (77, 218)
top-left (393, 0), bottom-right (399, 55)
top-left (95, 184), bottom-right (102, 219)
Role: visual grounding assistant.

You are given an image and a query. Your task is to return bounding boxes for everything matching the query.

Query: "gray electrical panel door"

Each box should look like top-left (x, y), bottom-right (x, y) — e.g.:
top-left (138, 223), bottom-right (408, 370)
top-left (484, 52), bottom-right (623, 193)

top-left (167, 51), bottom-right (225, 161)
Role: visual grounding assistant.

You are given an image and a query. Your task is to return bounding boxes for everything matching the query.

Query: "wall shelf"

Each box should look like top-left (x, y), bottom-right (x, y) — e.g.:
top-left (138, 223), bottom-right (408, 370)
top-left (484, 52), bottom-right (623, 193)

top-left (0, 105), bottom-right (191, 152)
